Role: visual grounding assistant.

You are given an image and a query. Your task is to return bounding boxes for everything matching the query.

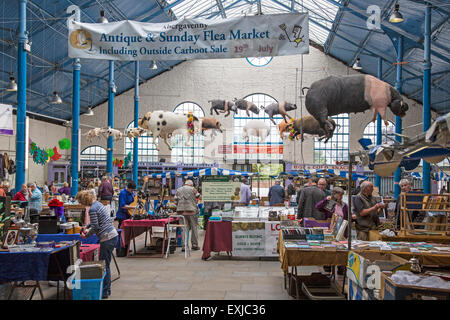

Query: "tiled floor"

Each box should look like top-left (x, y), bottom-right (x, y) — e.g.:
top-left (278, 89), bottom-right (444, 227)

top-left (5, 229), bottom-right (322, 300)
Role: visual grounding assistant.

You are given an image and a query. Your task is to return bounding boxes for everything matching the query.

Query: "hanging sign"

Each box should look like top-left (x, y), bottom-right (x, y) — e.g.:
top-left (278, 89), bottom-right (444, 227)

top-left (202, 176), bottom-right (242, 202)
top-left (0, 104), bottom-right (13, 136)
top-left (68, 13), bottom-right (309, 61)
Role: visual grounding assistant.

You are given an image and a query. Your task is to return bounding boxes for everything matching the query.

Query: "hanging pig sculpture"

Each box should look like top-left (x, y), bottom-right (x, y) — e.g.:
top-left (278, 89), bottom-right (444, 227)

top-left (233, 99), bottom-right (261, 117)
top-left (201, 117), bottom-right (223, 136)
top-left (261, 101), bottom-right (297, 125)
top-left (241, 120), bottom-right (271, 143)
top-left (209, 99), bottom-right (237, 117)
top-left (304, 75), bottom-right (409, 139)
top-left (278, 115), bottom-right (337, 142)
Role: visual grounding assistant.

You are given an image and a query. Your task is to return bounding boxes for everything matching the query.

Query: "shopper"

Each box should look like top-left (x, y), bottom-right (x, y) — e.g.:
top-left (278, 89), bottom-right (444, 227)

top-left (296, 176), bottom-right (326, 220)
top-left (98, 176), bottom-right (114, 201)
top-left (86, 181), bottom-right (96, 198)
top-left (440, 186), bottom-right (447, 194)
top-left (43, 181), bottom-right (49, 194)
top-left (0, 182), bottom-right (5, 197)
top-left (27, 182), bottom-right (43, 213)
top-left (240, 178), bottom-right (252, 206)
top-left (2, 180), bottom-right (11, 197)
top-left (77, 191), bottom-right (118, 300)
top-left (49, 181), bottom-right (57, 195)
top-left (317, 178), bottom-right (330, 196)
top-left (12, 184), bottom-right (28, 201)
top-left (315, 187), bottom-right (349, 237)
top-left (268, 179), bottom-right (285, 206)
top-left (353, 181), bottom-right (384, 240)
top-left (175, 180), bottom-right (200, 251)
top-left (116, 180), bottom-right (136, 228)
top-left (58, 182), bottom-right (71, 195)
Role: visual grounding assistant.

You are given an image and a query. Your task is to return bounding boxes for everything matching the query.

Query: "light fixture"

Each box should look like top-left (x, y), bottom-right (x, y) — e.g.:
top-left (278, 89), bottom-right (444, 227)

top-left (389, 4), bottom-right (404, 23)
top-left (86, 106), bottom-right (94, 116)
top-left (352, 58), bottom-right (362, 70)
top-left (149, 60), bottom-right (158, 70)
top-left (50, 91), bottom-right (62, 104)
top-left (6, 76), bottom-right (17, 92)
top-left (112, 84), bottom-right (117, 93)
top-left (97, 10), bottom-right (108, 23)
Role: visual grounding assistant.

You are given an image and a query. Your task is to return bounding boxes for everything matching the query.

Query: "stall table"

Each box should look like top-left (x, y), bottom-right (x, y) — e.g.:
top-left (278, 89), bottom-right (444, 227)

top-left (121, 217), bottom-right (178, 258)
top-left (202, 220), bottom-right (232, 260)
top-left (369, 230), bottom-right (450, 244)
top-left (79, 244), bottom-right (99, 262)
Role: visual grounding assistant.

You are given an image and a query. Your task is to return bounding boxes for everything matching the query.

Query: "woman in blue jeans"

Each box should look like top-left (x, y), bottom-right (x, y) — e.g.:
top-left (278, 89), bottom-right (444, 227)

top-left (76, 191), bottom-right (118, 299)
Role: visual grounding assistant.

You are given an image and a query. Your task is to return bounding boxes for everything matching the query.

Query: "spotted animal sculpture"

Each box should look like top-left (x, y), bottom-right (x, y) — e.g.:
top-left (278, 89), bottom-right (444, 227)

top-left (304, 74), bottom-right (408, 139)
top-left (261, 101), bottom-right (297, 125)
top-left (278, 116), bottom-right (337, 143)
top-left (84, 127), bottom-right (106, 142)
top-left (233, 99), bottom-right (261, 117)
top-left (106, 127), bottom-right (124, 141)
top-left (209, 99), bottom-right (237, 117)
top-left (126, 127), bottom-right (146, 139)
top-left (138, 110), bottom-right (201, 151)
top-left (241, 120), bottom-right (270, 143)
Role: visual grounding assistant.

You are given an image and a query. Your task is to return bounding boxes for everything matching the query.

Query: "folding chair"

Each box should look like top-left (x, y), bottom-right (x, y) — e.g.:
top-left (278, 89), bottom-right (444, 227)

top-left (165, 215), bottom-right (190, 259)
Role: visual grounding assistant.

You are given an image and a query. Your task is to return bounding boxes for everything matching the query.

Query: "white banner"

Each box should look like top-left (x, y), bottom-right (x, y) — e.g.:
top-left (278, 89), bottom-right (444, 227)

top-left (264, 221), bottom-right (281, 257)
top-left (68, 13), bottom-right (309, 61)
top-left (232, 221), bottom-right (265, 256)
top-left (0, 104), bottom-right (13, 136)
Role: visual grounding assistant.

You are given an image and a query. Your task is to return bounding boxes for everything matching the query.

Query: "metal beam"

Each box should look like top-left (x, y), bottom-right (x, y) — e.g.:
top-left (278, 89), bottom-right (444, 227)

top-left (324, 0), bottom-right (349, 54)
top-left (142, 0), bottom-right (187, 22)
top-left (216, 0), bottom-right (227, 19)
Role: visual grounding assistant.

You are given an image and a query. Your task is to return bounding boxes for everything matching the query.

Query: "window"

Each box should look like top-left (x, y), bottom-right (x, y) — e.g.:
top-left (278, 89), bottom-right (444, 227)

top-left (124, 121), bottom-right (158, 163)
top-left (171, 102), bottom-right (205, 164)
top-left (233, 93), bottom-right (282, 163)
top-left (314, 114), bottom-right (349, 164)
top-left (363, 120), bottom-right (395, 145)
top-left (246, 57), bottom-right (273, 67)
top-left (80, 146), bottom-right (106, 161)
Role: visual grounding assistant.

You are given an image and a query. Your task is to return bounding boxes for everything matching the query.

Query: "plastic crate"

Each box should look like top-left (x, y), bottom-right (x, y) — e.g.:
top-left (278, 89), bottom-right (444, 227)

top-left (72, 272), bottom-right (105, 300)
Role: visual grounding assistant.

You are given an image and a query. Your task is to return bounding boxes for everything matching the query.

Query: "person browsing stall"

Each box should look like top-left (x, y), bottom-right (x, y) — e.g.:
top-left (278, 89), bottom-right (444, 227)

top-left (2, 181), bottom-right (11, 197)
top-left (315, 187), bottom-right (349, 237)
top-left (268, 179), bottom-right (285, 206)
top-left (98, 176), bottom-right (114, 201)
top-left (296, 176), bottom-right (326, 220)
top-left (77, 191), bottom-right (118, 299)
top-left (27, 182), bottom-right (43, 213)
top-left (175, 179), bottom-right (201, 251)
top-left (12, 183), bottom-right (28, 201)
top-left (353, 181), bottom-right (385, 240)
top-left (240, 178), bottom-right (252, 206)
top-left (58, 182), bottom-right (71, 195)
top-left (116, 180), bottom-right (136, 228)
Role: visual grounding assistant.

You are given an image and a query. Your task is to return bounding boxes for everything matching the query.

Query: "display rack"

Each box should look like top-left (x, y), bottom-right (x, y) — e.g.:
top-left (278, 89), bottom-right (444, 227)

top-left (400, 192), bottom-right (450, 237)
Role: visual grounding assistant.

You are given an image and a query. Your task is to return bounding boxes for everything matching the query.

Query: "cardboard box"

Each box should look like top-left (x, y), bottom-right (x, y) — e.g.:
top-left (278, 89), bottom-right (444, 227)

top-left (347, 251), bottom-right (410, 290)
top-left (79, 260), bottom-right (106, 279)
top-left (381, 272), bottom-right (450, 300)
top-left (348, 279), bottom-right (377, 300)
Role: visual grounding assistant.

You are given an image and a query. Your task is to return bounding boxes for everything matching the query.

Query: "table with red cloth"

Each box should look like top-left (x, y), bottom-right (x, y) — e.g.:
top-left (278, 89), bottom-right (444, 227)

top-left (79, 244), bottom-right (100, 262)
top-left (202, 220), bottom-right (232, 260)
top-left (120, 217), bottom-right (178, 258)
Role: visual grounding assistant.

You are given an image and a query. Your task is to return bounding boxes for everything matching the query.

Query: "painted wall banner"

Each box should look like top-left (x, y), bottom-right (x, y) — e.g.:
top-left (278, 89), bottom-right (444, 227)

top-left (68, 13), bottom-right (309, 61)
top-left (0, 104), bottom-right (13, 136)
top-left (234, 145), bottom-right (283, 154)
top-left (232, 222), bottom-right (266, 256)
top-left (202, 177), bottom-right (242, 202)
top-left (265, 221), bottom-right (281, 257)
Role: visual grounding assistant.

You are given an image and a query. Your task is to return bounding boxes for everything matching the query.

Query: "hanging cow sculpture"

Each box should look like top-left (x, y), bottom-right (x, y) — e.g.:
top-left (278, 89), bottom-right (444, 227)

top-left (138, 110), bottom-right (201, 151)
top-left (126, 127), bottom-right (147, 139)
top-left (304, 75), bottom-right (409, 140)
top-left (261, 101), bottom-right (297, 125)
top-left (84, 127), bottom-right (106, 143)
top-left (278, 116), bottom-right (338, 142)
top-left (233, 98), bottom-right (261, 117)
top-left (209, 99), bottom-right (237, 117)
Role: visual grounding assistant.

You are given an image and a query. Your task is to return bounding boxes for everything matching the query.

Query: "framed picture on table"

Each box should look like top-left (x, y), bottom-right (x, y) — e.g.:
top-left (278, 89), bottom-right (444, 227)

top-left (3, 226), bottom-right (20, 248)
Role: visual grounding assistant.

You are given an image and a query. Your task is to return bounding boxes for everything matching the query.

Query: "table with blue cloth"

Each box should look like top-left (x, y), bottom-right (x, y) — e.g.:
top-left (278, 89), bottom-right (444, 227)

top-left (36, 229), bottom-right (123, 250)
top-left (0, 243), bottom-right (76, 300)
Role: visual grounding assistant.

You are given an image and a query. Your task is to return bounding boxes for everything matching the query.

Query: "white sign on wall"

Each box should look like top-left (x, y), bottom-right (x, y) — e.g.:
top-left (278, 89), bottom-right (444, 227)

top-left (68, 13), bottom-right (309, 61)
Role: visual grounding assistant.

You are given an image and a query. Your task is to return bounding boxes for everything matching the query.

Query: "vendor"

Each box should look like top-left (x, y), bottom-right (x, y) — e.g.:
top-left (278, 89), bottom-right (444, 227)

top-left (76, 190), bottom-right (118, 300)
top-left (2, 180), bottom-right (12, 197)
top-left (12, 183), bottom-right (28, 201)
top-left (116, 180), bottom-right (136, 228)
top-left (240, 178), bottom-right (252, 206)
top-left (58, 182), bottom-right (71, 195)
top-left (353, 181), bottom-right (385, 240)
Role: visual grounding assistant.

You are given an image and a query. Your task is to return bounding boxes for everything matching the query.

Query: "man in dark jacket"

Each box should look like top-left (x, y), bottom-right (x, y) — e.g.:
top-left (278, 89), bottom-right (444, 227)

top-left (98, 176), bottom-right (114, 201)
top-left (268, 180), bottom-right (285, 206)
top-left (296, 176), bottom-right (326, 220)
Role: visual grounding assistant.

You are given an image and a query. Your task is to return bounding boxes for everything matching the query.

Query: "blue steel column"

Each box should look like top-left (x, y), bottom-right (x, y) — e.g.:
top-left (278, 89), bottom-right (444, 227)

top-left (423, 4), bottom-right (432, 194)
top-left (394, 36), bottom-right (403, 199)
top-left (70, 58), bottom-right (81, 196)
top-left (15, 0), bottom-right (27, 191)
top-left (133, 61), bottom-right (139, 185)
top-left (375, 57), bottom-right (382, 190)
top-left (107, 61), bottom-right (114, 175)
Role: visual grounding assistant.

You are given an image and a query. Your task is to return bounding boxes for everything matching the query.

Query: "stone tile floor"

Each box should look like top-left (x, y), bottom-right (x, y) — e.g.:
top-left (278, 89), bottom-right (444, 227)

top-left (4, 229), bottom-right (324, 300)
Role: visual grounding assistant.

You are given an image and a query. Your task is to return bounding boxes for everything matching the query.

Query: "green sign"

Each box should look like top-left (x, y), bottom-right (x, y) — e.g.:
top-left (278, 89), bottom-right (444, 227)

top-left (202, 180), bottom-right (242, 202)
